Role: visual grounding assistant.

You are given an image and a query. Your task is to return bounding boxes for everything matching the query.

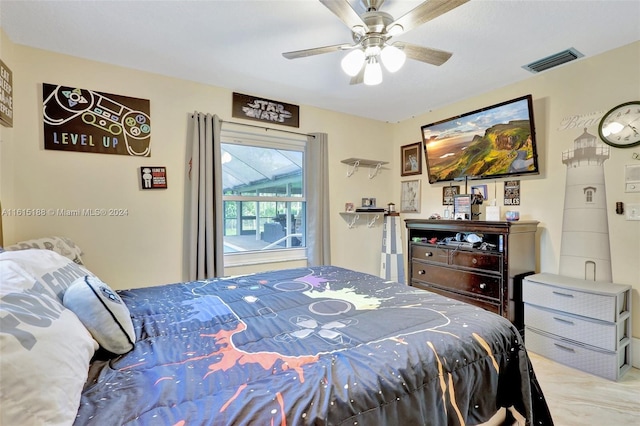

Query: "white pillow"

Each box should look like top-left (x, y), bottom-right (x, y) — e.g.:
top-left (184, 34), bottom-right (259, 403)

top-left (63, 276), bottom-right (135, 354)
top-left (4, 236), bottom-right (85, 265)
top-left (0, 249), bottom-right (95, 303)
top-left (0, 256), bottom-right (98, 426)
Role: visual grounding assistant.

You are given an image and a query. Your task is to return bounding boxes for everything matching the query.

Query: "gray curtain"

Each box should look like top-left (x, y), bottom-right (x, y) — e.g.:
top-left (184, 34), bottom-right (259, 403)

top-left (306, 132), bottom-right (331, 266)
top-left (188, 112), bottom-right (224, 280)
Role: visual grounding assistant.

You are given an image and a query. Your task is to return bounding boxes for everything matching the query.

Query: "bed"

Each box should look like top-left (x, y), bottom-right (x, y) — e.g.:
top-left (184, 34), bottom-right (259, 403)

top-left (0, 244), bottom-right (553, 426)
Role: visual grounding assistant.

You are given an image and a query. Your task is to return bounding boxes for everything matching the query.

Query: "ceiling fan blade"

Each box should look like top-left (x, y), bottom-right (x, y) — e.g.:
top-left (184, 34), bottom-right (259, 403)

top-left (320, 0), bottom-right (368, 32)
top-left (283, 43), bottom-right (353, 59)
top-left (388, 0), bottom-right (470, 35)
top-left (393, 42), bottom-right (453, 66)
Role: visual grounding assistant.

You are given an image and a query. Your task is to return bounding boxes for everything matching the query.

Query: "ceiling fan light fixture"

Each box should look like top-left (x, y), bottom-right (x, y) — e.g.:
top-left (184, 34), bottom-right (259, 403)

top-left (341, 49), bottom-right (366, 76)
top-left (364, 44), bottom-right (382, 57)
top-left (380, 44), bottom-right (406, 72)
top-left (363, 57), bottom-right (383, 86)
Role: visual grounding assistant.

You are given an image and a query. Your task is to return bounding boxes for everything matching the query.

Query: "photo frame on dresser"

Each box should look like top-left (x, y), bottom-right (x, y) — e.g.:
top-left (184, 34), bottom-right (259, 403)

top-left (471, 184), bottom-right (488, 203)
top-left (442, 185), bottom-right (460, 205)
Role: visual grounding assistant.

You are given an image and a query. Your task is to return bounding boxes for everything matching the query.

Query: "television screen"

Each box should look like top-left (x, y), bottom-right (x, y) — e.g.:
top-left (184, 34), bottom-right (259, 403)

top-left (421, 95), bottom-right (539, 184)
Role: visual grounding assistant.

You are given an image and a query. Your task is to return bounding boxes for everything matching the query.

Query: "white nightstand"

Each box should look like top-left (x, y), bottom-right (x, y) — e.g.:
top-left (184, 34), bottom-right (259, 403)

top-left (523, 273), bottom-right (632, 381)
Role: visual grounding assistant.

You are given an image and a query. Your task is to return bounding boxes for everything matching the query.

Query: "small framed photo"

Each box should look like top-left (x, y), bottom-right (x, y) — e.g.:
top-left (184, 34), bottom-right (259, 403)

top-left (140, 166), bottom-right (168, 190)
top-left (504, 180), bottom-right (521, 206)
top-left (361, 197), bottom-right (376, 208)
top-left (401, 180), bottom-right (421, 213)
top-left (471, 184), bottom-right (488, 203)
top-left (442, 185), bottom-right (460, 205)
top-left (401, 142), bottom-right (422, 176)
top-left (345, 202), bottom-right (354, 212)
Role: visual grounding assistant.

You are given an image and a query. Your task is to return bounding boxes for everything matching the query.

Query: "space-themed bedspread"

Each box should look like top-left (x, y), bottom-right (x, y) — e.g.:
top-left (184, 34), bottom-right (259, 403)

top-left (75, 266), bottom-right (553, 425)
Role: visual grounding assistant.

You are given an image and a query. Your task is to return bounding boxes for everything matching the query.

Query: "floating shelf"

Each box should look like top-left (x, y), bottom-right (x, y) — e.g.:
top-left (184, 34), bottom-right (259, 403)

top-left (339, 211), bottom-right (382, 228)
top-left (341, 158), bottom-right (389, 178)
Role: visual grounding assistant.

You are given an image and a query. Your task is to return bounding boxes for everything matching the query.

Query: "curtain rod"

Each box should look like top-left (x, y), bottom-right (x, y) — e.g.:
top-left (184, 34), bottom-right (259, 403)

top-left (221, 119), bottom-right (315, 138)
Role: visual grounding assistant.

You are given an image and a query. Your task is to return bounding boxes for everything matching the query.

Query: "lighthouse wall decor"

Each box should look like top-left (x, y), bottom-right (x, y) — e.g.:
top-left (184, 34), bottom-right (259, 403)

top-left (559, 128), bottom-right (612, 281)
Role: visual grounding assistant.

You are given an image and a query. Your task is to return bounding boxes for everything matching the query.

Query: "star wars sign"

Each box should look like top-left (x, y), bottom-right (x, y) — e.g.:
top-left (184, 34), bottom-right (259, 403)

top-left (232, 92), bottom-right (299, 128)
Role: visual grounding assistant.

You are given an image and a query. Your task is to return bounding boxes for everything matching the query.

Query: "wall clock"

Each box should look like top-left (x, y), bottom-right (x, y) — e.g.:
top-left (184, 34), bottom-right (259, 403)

top-left (598, 101), bottom-right (640, 148)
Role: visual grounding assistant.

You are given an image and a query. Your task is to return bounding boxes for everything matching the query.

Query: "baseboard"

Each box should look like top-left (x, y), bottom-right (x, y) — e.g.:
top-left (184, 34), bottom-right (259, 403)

top-left (633, 337), bottom-right (640, 369)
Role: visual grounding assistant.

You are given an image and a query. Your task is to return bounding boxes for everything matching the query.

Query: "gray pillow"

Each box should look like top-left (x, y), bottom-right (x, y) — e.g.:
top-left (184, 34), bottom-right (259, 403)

top-left (63, 276), bottom-right (135, 354)
top-left (5, 236), bottom-right (84, 265)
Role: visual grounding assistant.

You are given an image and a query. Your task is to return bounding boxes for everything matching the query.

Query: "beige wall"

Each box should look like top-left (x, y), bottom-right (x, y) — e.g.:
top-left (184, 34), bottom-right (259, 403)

top-left (0, 29), bottom-right (15, 245)
top-left (1, 30), bottom-right (638, 340)
top-left (0, 30), bottom-right (393, 289)
top-left (393, 41), bottom-right (640, 339)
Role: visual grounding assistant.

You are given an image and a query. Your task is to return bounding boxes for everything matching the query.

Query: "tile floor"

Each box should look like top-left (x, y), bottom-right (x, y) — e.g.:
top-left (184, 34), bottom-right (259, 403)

top-left (529, 352), bottom-right (640, 425)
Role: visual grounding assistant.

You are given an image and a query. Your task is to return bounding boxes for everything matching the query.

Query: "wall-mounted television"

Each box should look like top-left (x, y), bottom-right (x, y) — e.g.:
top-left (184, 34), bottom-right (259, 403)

top-left (421, 94), bottom-right (539, 184)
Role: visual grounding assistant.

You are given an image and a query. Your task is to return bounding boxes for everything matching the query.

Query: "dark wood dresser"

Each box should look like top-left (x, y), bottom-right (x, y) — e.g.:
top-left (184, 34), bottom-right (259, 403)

top-left (405, 219), bottom-right (538, 332)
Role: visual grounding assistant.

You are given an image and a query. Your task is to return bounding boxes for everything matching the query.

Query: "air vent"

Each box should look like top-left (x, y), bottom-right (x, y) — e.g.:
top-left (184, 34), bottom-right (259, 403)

top-left (523, 48), bottom-right (584, 73)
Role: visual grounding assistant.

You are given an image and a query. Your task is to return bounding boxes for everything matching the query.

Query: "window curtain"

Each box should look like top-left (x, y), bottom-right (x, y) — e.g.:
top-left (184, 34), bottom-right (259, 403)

top-left (188, 112), bottom-right (224, 280)
top-left (306, 132), bottom-right (331, 266)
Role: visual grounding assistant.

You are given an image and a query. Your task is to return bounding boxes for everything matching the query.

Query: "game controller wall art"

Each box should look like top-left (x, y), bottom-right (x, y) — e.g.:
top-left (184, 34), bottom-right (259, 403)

top-left (43, 83), bottom-right (151, 156)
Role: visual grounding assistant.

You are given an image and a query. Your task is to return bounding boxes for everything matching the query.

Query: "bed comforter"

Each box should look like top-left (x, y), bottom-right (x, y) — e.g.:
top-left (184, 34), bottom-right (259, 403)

top-left (75, 266), bottom-right (552, 425)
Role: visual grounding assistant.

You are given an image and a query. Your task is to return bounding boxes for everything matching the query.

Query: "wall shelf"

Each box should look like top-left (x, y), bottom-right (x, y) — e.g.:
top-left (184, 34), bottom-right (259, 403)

top-left (341, 158), bottom-right (388, 178)
top-left (339, 211), bottom-right (382, 228)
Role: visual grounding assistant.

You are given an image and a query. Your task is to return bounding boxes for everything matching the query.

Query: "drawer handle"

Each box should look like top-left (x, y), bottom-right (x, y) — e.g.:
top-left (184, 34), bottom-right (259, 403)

top-left (479, 283), bottom-right (487, 289)
top-left (553, 317), bottom-right (575, 325)
top-left (554, 343), bottom-right (575, 353)
top-left (424, 252), bottom-right (433, 257)
top-left (472, 258), bottom-right (478, 264)
top-left (552, 291), bottom-right (574, 298)
top-left (418, 270), bottom-right (426, 275)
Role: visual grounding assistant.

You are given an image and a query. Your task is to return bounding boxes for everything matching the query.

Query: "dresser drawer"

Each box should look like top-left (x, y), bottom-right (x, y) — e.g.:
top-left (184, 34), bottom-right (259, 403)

top-left (524, 304), bottom-right (628, 351)
top-left (412, 263), bottom-right (501, 300)
top-left (523, 280), bottom-right (616, 322)
top-left (411, 244), bottom-right (448, 264)
top-left (411, 281), bottom-right (501, 315)
top-left (525, 327), bottom-right (631, 381)
top-left (450, 250), bottom-right (501, 273)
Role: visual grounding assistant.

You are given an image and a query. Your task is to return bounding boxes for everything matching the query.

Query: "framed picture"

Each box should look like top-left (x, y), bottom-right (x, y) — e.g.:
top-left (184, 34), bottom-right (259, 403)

top-left (504, 180), bottom-right (521, 206)
top-left (442, 185), bottom-right (460, 205)
top-left (361, 197), bottom-right (376, 208)
top-left (401, 180), bottom-right (421, 213)
top-left (140, 166), bottom-right (167, 190)
top-left (401, 142), bottom-right (422, 176)
top-left (471, 184), bottom-right (488, 203)
top-left (345, 202), bottom-right (354, 212)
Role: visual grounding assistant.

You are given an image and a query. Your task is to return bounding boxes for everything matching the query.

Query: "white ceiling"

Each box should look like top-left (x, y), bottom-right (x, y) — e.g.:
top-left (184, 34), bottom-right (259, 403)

top-left (2, 0), bottom-right (639, 123)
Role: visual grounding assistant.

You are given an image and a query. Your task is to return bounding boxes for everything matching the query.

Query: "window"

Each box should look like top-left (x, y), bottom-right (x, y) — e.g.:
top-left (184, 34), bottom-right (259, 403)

top-left (583, 186), bottom-right (596, 203)
top-left (221, 127), bottom-right (307, 266)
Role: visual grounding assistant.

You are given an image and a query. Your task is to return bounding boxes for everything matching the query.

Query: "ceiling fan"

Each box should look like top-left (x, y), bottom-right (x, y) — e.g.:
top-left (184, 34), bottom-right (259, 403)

top-left (282, 0), bottom-right (469, 85)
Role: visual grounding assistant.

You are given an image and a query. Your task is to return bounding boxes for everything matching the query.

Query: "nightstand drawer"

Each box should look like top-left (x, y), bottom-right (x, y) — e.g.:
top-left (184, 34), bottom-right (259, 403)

top-left (524, 304), bottom-right (628, 351)
top-left (523, 273), bottom-right (631, 322)
top-left (525, 327), bottom-right (631, 381)
top-left (523, 280), bottom-right (615, 322)
top-left (411, 245), bottom-right (448, 264)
